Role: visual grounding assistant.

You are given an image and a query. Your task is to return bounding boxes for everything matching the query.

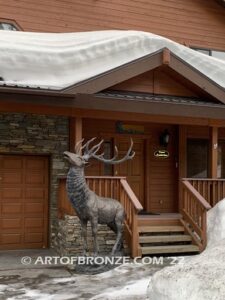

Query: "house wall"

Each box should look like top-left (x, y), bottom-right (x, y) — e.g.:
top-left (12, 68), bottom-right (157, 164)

top-left (0, 0), bottom-right (225, 51)
top-left (0, 113), bottom-right (69, 247)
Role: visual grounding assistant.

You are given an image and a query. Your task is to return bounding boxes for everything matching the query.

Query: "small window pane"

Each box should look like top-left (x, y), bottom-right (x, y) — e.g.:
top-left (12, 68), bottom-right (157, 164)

top-left (193, 48), bottom-right (210, 56)
top-left (187, 139), bottom-right (209, 178)
top-left (0, 22), bottom-right (18, 31)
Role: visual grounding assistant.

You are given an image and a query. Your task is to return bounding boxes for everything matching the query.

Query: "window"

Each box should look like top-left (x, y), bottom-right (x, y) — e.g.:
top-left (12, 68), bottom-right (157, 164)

top-left (0, 22), bottom-right (19, 31)
top-left (218, 141), bottom-right (225, 178)
top-left (187, 139), bottom-right (209, 178)
top-left (192, 47), bottom-right (225, 62)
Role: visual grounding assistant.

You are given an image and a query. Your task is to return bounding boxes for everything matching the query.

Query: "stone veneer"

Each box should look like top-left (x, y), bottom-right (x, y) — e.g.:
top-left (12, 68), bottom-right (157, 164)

top-left (54, 215), bottom-right (128, 256)
top-left (0, 113), bottom-right (69, 246)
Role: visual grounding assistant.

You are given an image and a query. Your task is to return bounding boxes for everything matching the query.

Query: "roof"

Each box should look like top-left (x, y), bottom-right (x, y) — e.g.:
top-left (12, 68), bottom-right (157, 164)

top-left (98, 91), bottom-right (223, 107)
top-left (0, 30), bottom-right (224, 94)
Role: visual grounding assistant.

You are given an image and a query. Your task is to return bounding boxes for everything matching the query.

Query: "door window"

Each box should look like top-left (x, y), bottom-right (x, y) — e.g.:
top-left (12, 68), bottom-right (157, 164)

top-left (187, 139), bottom-right (209, 178)
top-left (218, 141), bottom-right (225, 178)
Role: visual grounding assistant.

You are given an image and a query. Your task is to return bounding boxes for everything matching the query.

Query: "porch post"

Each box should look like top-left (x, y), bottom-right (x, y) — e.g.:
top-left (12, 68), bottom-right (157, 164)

top-left (69, 117), bottom-right (82, 151)
top-left (178, 125), bottom-right (187, 211)
top-left (210, 127), bottom-right (218, 178)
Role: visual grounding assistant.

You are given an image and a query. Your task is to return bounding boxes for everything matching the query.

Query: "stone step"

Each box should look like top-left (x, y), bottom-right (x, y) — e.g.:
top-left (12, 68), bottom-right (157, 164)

top-left (141, 244), bottom-right (199, 255)
top-left (138, 225), bottom-right (185, 233)
top-left (139, 234), bottom-right (192, 243)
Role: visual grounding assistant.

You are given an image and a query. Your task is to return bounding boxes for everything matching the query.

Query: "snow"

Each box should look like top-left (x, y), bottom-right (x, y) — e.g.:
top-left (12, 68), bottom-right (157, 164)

top-left (207, 198), bottom-right (225, 248)
top-left (148, 198), bottom-right (225, 300)
top-left (0, 30), bottom-right (225, 90)
top-left (91, 277), bottom-right (150, 300)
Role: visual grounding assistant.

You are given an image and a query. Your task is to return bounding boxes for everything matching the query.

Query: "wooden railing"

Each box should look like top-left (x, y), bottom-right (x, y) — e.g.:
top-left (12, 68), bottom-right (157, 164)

top-left (181, 180), bottom-right (212, 251)
top-left (186, 178), bottom-right (225, 207)
top-left (58, 176), bottom-right (143, 257)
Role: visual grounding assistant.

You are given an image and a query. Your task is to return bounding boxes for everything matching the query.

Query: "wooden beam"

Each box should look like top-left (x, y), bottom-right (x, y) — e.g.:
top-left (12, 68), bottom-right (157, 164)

top-left (2, 99), bottom-right (225, 127)
top-left (178, 125), bottom-right (187, 211)
top-left (69, 117), bottom-right (82, 151)
top-left (210, 127), bottom-right (218, 178)
top-left (162, 48), bottom-right (170, 65)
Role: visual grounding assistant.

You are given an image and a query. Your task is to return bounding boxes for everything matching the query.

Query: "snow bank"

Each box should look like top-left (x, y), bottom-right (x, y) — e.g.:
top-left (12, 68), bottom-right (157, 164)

top-left (148, 199), bottom-right (225, 300)
top-left (0, 30), bottom-right (225, 90)
top-left (207, 198), bottom-right (225, 248)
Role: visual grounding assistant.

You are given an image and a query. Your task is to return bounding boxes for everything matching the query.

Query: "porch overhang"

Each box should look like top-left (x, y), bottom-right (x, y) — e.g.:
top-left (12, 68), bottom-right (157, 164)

top-left (1, 90), bottom-right (225, 123)
top-left (75, 92), bottom-right (225, 120)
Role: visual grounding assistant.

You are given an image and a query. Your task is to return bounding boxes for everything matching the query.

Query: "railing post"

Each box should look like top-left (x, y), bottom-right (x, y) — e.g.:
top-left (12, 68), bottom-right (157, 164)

top-left (201, 210), bottom-right (207, 251)
top-left (131, 209), bottom-right (139, 258)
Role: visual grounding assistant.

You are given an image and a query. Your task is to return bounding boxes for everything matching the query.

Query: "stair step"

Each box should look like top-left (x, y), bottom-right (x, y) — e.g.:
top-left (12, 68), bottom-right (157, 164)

top-left (138, 226), bottom-right (185, 233)
top-left (139, 234), bottom-right (192, 243)
top-left (141, 244), bottom-right (199, 255)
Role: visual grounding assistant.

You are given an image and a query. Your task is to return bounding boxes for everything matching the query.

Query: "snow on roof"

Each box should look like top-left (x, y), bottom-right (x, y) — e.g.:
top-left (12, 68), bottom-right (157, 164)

top-left (0, 30), bottom-right (225, 91)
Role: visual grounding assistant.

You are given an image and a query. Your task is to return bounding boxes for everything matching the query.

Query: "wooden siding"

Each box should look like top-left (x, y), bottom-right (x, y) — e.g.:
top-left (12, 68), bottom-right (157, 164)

top-left (0, 0), bottom-right (225, 50)
top-left (111, 69), bottom-right (198, 97)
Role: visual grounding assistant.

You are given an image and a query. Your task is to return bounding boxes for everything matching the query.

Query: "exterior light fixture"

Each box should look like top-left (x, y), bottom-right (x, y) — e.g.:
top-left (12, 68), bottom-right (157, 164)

top-left (159, 129), bottom-right (170, 147)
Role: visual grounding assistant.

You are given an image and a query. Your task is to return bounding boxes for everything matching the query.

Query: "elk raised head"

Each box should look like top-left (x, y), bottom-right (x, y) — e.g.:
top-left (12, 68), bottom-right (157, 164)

top-left (64, 137), bottom-right (135, 256)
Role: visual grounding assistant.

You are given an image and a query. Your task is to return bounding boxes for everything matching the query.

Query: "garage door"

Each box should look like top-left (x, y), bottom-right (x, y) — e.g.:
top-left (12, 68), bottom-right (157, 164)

top-left (0, 155), bottom-right (49, 249)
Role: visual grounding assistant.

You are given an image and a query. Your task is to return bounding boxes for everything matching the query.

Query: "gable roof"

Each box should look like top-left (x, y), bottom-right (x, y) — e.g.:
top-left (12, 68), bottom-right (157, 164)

top-left (0, 30), bottom-right (224, 102)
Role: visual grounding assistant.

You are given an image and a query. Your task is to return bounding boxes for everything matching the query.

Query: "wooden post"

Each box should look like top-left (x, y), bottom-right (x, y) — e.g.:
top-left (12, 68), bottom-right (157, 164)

top-left (69, 117), bottom-right (82, 151)
top-left (178, 125), bottom-right (187, 211)
top-left (210, 127), bottom-right (218, 179)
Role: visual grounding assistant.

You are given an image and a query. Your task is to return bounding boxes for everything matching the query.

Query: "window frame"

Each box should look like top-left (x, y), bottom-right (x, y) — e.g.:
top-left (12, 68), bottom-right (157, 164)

top-left (0, 19), bottom-right (22, 31)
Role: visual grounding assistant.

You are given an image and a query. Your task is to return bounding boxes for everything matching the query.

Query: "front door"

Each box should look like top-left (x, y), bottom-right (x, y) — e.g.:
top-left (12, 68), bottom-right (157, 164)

top-left (114, 137), bottom-right (145, 208)
top-left (148, 126), bottom-right (178, 213)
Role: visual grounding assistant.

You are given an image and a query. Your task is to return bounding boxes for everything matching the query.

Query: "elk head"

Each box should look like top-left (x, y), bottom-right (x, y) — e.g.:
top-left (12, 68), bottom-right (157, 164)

top-left (64, 137), bottom-right (135, 168)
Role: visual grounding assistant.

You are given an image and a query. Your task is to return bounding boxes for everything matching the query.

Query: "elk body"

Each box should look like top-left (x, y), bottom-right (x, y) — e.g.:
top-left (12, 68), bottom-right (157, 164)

top-left (64, 138), bottom-right (135, 256)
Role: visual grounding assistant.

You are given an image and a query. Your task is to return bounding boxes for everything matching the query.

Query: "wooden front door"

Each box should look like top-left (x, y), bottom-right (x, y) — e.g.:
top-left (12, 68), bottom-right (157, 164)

top-left (148, 126), bottom-right (178, 213)
top-left (0, 155), bottom-right (49, 250)
top-left (114, 137), bottom-right (145, 208)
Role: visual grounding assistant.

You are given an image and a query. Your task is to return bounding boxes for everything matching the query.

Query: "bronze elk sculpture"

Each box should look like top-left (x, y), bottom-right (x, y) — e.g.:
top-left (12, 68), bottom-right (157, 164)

top-left (64, 138), bottom-right (135, 256)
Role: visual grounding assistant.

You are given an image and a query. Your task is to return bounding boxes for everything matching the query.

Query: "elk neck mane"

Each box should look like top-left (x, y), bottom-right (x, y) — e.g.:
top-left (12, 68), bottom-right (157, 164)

top-left (66, 166), bottom-right (90, 211)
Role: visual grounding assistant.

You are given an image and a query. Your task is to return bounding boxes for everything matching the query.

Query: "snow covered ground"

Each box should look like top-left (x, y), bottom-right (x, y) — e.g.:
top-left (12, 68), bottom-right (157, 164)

top-left (1, 200), bottom-right (225, 299)
top-left (148, 199), bottom-right (225, 300)
top-left (0, 30), bottom-right (225, 90)
top-left (0, 257), bottom-right (171, 300)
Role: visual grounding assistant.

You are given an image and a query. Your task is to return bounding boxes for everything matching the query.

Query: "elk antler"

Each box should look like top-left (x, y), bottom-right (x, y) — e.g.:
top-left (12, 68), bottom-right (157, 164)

top-left (74, 138), bottom-right (84, 155)
top-left (82, 138), bottom-right (135, 164)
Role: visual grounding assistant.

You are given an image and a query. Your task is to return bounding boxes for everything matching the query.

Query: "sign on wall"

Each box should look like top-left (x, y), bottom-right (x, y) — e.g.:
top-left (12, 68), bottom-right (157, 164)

top-left (154, 150), bottom-right (170, 158)
top-left (116, 121), bottom-right (144, 134)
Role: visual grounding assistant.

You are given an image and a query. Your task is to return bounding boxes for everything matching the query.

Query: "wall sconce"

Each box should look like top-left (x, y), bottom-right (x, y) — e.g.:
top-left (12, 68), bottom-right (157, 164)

top-left (159, 129), bottom-right (170, 147)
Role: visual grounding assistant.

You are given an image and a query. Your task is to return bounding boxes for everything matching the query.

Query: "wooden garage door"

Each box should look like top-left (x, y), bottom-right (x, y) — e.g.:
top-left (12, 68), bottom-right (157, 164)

top-left (0, 155), bottom-right (49, 249)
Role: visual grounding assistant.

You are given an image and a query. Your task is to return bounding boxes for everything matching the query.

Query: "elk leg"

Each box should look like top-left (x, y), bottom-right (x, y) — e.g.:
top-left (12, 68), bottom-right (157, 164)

top-left (111, 220), bottom-right (123, 255)
top-left (80, 219), bottom-right (88, 256)
top-left (91, 218), bottom-right (99, 256)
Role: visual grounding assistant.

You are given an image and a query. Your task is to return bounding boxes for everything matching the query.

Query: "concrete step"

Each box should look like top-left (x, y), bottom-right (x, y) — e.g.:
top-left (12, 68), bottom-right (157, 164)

top-left (139, 234), bottom-right (192, 244)
top-left (141, 244), bottom-right (199, 255)
top-left (138, 225), bottom-right (185, 233)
